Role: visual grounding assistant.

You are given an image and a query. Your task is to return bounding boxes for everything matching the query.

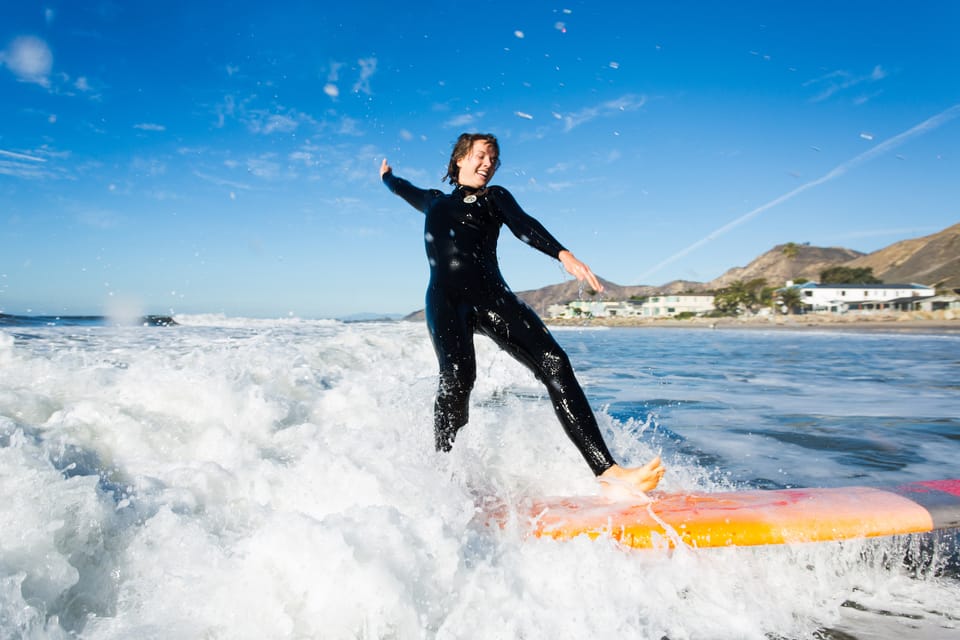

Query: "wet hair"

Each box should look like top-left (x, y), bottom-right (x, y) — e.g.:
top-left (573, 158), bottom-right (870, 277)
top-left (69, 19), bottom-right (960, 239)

top-left (442, 133), bottom-right (501, 185)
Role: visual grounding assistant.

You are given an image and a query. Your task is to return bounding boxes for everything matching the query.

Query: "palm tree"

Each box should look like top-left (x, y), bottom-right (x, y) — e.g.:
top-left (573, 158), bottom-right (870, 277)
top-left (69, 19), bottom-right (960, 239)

top-left (714, 278), bottom-right (768, 315)
top-left (777, 287), bottom-right (804, 315)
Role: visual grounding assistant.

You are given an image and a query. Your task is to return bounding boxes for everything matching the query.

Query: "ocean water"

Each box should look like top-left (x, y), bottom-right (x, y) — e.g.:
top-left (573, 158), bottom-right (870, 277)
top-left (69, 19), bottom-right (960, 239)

top-left (1, 317), bottom-right (958, 639)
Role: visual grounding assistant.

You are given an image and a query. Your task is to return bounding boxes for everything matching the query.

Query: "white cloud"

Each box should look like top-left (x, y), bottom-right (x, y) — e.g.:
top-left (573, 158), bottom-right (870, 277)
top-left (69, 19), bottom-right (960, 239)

top-left (337, 116), bottom-right (362, 136)
top-left (193, 171), bottom-right (252, 191)
top-left (853, 91), bottom-right (883, 106)
top-left (214, 95), bottom-right (238, 128)
top-left (870, 65), bottom-right (887, 81)
top-left (321, 61), bottom-right (347, 99)
top-left (327, 61), bottom-right (344, 82)
top-left (244, 108), bottom-right (316, 135)
top-left (246, 154), bottom-right (284, 179)
top-left (353, 57), bottom-right (377, 95)
top-left (545, 162), bottom-right (573, 174)
top-left (804, 65), bottom-right (888, 103)
top-left (444, 113), bottom-right (478, 128)
top-left (0, 146), bottom-right (70, 179)
top-left (0, 159), bottom-right (51, 179)
top-left (289, 151), bottom-right (315, 165)
top-left (262, 114), bottom-right (298, 134)
top-left (561, 94), bottom-right (646, 132)
top-left (131, 156), bottom-right (167, 176)
top-left (134, 123), bottom-right (166, 132)
top-left (146, 189), bottom-right (179, 201)
top-left (0, 148), bottom-right (46, 163)
top-left (0, 36), bottom-right (54, 87)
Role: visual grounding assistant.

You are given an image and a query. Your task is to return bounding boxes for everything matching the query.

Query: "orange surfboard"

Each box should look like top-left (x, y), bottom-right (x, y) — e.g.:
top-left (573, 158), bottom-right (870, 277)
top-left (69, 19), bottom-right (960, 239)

top-left (488, 480), bottom-right (960, 549)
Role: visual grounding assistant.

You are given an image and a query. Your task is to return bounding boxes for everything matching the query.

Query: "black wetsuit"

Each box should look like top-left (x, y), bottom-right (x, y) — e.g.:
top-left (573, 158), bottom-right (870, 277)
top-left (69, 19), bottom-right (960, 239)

top-left (383, 172), bottom-right (616, 476)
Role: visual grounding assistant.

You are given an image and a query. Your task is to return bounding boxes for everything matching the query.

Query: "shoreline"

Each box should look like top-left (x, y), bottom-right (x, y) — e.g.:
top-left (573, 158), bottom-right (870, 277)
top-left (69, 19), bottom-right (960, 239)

top-left (546, 311), bottom-right (960, 334)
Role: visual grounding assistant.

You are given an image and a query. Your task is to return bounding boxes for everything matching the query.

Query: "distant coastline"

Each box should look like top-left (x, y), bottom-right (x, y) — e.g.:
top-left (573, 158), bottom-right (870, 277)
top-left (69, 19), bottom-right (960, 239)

top-left (0, 314), bottom-right (178, 327)
top-left (546, 310), bottom-right (960, 334)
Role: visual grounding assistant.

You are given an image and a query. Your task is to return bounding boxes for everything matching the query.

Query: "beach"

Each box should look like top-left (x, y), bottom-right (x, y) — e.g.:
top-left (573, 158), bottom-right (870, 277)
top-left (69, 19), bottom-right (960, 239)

top-left (548, 309), bottom-right (960, 334)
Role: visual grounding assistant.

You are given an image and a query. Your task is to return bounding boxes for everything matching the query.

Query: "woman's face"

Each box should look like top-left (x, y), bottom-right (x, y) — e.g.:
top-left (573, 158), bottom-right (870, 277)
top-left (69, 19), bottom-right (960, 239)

top-left (455, 140), bottom-right (498, 188)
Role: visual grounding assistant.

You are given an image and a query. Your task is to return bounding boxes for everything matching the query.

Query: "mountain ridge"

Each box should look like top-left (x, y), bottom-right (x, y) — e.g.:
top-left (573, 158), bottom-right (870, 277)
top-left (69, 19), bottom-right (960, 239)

top-left (405, 221), bottom-right (960, 318)
top-left (512, 221), bottom-right (960, 314)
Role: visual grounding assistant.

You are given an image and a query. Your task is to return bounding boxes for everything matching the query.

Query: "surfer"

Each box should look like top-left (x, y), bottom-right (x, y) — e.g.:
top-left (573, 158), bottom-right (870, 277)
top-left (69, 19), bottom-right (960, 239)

top-left (380, 133), bottom-right (664, 492)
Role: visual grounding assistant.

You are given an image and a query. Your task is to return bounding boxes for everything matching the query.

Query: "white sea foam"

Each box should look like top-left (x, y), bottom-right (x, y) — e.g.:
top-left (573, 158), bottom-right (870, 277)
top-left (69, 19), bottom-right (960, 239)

top-left (0, 321), bottom-right (957, 638)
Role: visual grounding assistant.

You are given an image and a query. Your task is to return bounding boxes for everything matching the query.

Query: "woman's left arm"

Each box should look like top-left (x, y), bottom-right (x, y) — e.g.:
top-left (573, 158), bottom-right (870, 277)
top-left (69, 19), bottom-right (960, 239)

top-left (491, 186), bottom-right (604, 293)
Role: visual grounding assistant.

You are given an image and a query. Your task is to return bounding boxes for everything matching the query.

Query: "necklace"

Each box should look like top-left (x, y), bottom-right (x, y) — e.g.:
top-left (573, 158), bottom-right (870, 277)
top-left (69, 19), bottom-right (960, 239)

top-left (460, 186), bottom-right (484, 204)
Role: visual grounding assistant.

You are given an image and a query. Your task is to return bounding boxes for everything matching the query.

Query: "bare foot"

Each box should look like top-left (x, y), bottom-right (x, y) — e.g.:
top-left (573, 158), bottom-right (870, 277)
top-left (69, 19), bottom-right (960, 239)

top-left (598, 456), bottom-right (665, 499)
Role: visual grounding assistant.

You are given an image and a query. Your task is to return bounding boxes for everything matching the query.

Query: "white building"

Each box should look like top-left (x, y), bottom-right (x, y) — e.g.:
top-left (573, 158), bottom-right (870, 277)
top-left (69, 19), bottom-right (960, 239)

top-left (547, 295), bottom-right (715, 319)
top-left (913, 294), bottom-right (960, 312)
top-left (787, 282), bottom-right (936, 313)
top-left (636, 294), bottom-right (715, 317)
top-left (547, 300), bottom-right (639, 319)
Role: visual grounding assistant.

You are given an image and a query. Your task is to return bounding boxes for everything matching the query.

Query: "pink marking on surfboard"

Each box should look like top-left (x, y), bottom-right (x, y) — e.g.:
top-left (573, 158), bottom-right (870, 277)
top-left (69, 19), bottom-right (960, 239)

top-left (915, 479), bottom-right (960, 497)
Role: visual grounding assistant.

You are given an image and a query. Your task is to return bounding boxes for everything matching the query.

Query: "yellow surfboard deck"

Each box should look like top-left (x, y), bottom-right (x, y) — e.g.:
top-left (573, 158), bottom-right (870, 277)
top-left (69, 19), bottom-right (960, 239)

top-left (489, 480), bottom-right (960, 549)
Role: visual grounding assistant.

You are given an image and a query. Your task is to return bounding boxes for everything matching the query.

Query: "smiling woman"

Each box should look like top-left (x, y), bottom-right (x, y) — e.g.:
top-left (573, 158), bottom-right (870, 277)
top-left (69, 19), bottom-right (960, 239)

top-left (442, 133), bottom-right (502, 189)
top-left (379, 133), bottom-right (665, 491)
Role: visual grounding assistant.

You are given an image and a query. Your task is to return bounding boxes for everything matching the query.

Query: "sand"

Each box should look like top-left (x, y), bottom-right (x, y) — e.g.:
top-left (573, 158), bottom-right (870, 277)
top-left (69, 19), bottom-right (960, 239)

top-left (546, 310), bottom-right (960, 334)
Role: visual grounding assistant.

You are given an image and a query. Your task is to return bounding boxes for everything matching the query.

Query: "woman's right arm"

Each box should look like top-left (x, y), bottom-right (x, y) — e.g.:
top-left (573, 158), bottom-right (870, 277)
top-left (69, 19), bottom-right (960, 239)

top-left (380, 158), bottom-right (433, 214)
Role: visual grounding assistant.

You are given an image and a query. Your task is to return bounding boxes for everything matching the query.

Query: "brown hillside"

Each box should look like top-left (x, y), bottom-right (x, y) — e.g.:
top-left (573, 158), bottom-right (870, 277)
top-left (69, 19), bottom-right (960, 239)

top-left (516, 278), bottom-right (659, 316)
top-left (706, 244), bottom-right (864, 290)
top-left (843, 222), bottom-right (960, 290)
top-left (404, 222), bottom-right (960, 318)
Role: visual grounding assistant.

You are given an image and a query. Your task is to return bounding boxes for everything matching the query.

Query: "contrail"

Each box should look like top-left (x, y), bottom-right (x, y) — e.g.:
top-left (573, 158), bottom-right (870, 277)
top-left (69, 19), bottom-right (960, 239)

top-left (635, 103), bottom-right (960, 282)
top-left (0, 149), bottom-right (47, 162)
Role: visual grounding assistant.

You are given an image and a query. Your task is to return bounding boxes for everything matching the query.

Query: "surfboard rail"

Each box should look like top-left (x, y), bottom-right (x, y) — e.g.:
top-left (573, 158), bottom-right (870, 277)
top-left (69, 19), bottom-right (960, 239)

top-left (488, 479), bottom-right (960, 549)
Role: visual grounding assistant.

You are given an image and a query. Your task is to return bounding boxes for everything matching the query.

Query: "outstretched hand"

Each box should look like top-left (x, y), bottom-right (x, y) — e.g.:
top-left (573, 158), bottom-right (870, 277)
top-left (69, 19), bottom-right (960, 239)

top-left (558, 250), bottom-right (604, 293)
top-left (380, 158), bottom-right (392, 178)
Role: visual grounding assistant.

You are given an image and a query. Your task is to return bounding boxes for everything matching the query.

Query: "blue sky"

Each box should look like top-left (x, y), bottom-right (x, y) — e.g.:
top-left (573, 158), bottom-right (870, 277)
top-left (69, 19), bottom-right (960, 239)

top-left (2, 1), bottom-right (958, 318)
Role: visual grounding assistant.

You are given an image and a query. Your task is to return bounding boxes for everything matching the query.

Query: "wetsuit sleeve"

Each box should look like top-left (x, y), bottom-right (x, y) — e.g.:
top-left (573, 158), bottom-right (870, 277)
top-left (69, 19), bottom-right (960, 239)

top-left (488, 186), bottom-right (568, 259)
top-left (382, 171), bottom-right (436, 214)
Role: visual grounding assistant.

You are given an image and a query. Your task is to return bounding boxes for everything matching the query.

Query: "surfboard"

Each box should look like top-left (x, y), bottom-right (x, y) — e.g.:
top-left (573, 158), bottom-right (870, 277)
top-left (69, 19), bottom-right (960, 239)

top-left (486, 479), bottom-right (960, 549)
